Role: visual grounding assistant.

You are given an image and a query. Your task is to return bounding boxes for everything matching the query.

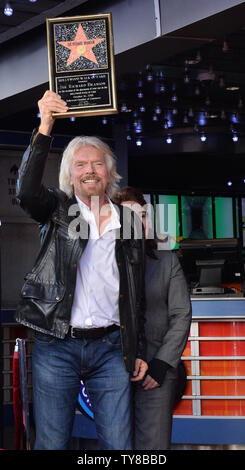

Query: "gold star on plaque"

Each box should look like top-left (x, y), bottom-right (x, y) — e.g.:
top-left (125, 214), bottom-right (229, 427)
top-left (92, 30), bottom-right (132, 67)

top-left (59, 23), bottom-right (104, 67)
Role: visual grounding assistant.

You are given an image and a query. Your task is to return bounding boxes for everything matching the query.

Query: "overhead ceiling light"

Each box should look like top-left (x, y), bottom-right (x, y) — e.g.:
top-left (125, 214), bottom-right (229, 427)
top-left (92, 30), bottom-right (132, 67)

top-left (134, 119), bottom-right (143, 133)
top-left (136, 137), bottom-right (142, 146)
top-left (29, 0), bottom-right (37, 2)
top-left (194, 86), bottom-right (200, 96)
top-left (166, 136), bottom-right (172, 144)
top-left (184, 73), bottom-right (190, 84)
top-left (171, 93), bottom-right (178, 102)
top-left (198, 112), bottom-right (206, 126)
top-left (4, 2), bottom-right (13, 15)
top-left (146, 71), bottom-right (153, 82)
top-left (154, 104), bottom-right (161, 114)
top-left (226, 86), bottom-right (240, 91)
top-left (185, 54), bottom-right (201, 65)
top-left (120, 103), bottom-right (127, 112)
top-left (231, 112), bottom-right (239, 123)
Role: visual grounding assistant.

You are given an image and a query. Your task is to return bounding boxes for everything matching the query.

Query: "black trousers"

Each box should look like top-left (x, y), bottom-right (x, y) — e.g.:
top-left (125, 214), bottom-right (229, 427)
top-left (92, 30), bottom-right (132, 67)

top-left (133, 367), bottom-right (178, 450)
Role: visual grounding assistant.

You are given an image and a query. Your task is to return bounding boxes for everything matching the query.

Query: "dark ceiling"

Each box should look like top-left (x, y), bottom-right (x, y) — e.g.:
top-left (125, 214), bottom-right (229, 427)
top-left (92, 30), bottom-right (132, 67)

top-left (1, 0), bottom-right (245, 196)
top-left (1, 1), bottom-right (245, 144)
top-left (0, 0), bottom-right (90, 42)
top-left (0, 0), bottom-right (58, 36)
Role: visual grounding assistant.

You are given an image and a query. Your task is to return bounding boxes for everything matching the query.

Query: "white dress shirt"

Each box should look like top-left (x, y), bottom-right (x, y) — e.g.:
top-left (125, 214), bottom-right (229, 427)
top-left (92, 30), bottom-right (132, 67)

top-left (70, 195), bottom-right (121, 329)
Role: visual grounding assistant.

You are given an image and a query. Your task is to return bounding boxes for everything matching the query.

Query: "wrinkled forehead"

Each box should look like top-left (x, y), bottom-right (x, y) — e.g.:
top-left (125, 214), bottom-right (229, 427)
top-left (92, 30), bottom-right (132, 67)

top-left (72, 144), bottom-right (106, 162)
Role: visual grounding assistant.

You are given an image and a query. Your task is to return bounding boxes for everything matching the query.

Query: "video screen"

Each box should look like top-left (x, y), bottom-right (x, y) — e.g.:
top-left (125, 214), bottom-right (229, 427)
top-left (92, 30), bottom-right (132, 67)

top-left (181, 195), bottom-right (213, 240)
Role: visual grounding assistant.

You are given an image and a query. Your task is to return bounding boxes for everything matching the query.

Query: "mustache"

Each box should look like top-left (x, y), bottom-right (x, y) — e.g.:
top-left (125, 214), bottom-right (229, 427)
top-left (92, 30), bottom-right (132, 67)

top-left (81, 173), bottom-right (101, 182)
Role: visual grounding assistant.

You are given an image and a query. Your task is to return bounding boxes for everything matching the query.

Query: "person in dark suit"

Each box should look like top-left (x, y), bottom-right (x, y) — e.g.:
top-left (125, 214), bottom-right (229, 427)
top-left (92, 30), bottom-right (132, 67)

top-left (114, 187), bottom-right (192, 450)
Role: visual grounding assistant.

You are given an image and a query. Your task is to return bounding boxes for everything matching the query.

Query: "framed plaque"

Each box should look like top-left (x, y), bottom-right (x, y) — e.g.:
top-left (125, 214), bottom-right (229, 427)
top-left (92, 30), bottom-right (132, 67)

top-left (46, 13), bottom-right (118, 118)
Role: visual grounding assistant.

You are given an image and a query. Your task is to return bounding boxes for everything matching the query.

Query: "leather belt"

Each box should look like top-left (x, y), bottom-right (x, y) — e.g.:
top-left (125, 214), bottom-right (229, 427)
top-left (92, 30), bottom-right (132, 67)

top-left (68, 324), bottom-right (120, 340)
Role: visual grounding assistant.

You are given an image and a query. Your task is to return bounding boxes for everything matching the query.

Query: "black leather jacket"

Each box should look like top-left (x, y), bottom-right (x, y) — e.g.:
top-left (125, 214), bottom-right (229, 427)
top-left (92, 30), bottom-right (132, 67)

top-left (15, 132), bottom-right (146, 372)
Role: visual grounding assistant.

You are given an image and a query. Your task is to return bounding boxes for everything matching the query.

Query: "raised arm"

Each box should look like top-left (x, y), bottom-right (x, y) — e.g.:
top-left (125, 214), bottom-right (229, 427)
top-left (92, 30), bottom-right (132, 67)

top-left (38, 90), bottom-right (69, 136)
top-left (16, 91), bottom-right (68, 224)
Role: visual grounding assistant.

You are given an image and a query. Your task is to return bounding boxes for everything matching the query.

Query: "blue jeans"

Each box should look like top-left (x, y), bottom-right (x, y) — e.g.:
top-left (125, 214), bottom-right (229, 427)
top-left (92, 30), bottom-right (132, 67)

top-left (32, 329), bottom-right (132, 450)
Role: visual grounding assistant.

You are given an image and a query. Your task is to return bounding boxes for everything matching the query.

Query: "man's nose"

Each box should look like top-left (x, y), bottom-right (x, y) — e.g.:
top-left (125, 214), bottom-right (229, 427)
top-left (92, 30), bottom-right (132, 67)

top-left (86, 162), bottom-right (95, 173)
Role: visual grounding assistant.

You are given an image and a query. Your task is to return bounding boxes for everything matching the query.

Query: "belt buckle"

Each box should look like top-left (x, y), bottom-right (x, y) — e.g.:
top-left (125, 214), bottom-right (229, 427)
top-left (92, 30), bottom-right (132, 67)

top-left (70, 326), bottom-right (76, 339)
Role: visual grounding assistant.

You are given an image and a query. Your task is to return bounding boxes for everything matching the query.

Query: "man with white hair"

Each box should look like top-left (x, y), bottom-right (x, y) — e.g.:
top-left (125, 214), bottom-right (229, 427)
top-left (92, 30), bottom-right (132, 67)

top-left (15, 91), bottom-right (147, 450)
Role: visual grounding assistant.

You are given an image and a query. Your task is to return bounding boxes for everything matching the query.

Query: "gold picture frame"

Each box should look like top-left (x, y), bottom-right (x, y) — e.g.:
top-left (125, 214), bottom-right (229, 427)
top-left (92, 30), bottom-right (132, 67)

top-left (46, 13), bottom-right (118, 118)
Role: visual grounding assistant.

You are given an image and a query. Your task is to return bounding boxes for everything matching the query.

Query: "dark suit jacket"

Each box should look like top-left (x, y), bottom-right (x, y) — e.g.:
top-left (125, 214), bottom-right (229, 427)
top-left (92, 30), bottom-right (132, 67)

top-left (144, 249), bottom-right (192, 367)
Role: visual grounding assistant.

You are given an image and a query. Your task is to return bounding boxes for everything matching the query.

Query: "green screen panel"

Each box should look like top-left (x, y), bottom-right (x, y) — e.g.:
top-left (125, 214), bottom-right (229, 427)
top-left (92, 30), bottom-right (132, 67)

top-left (215, 197), bottom-right (234, 238)
top-left (156, 195), bottom-right (179, 250)
top-left (235, 197), bottom-right (240, 238)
